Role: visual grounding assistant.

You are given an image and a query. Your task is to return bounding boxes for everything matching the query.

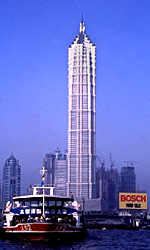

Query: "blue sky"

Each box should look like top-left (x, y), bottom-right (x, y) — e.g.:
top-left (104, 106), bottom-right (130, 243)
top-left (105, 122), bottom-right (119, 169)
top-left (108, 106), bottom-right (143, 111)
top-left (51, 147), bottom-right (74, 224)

top-left (0, 0), bottom-right (150, 192)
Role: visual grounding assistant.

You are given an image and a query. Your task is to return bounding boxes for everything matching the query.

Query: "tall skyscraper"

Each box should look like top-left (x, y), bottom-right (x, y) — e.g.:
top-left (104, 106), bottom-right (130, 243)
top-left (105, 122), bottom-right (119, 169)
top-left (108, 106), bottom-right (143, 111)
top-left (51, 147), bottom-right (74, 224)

top-left (2, 154), bottom-right (21, 208)
top-left (67, 20), bottom-right (96, 199)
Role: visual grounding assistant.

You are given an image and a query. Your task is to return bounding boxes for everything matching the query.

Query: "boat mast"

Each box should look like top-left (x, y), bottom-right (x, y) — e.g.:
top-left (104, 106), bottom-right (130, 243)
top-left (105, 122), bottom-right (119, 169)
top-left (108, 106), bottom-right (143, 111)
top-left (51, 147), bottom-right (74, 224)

top-left (40, 165), bottom-right (47, 218)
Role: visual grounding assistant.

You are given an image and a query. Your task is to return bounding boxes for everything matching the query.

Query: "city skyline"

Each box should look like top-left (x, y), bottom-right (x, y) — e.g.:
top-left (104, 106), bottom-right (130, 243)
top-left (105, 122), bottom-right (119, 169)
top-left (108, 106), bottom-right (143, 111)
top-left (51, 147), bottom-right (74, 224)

top-left (0, 1), bottom-right (150, 193)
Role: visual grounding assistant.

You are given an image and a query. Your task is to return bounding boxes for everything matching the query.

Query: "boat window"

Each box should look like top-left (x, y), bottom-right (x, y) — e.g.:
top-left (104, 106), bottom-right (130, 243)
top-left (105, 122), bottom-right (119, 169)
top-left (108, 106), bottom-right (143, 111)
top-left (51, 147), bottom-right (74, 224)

top-left (24, 201), bottom-right (30, 207)
top-left (38, 201), bottom-right (47, 206)
top-left (57, 209), bottom-right (61, 214)
top-left (56, 201), bottom-right (62, 206)
top-left (50, 209), bottom-right (55, 215)
top-left (21, 201), bottom-right (26, 207)
top-left (62, 209), bottom-right (67, 214)
top-left (31, 201), bottom-right (38, 207)
top-left (39, 201), bottom-right (42, 206)
top-left (64, 202), bottom-right (69, 207)
top-left (36, 209), bottom-right (42, 214)
top-left (45, 209), bottom-right (50, 215)
top-left (48, 201), bottom-right (55, 206)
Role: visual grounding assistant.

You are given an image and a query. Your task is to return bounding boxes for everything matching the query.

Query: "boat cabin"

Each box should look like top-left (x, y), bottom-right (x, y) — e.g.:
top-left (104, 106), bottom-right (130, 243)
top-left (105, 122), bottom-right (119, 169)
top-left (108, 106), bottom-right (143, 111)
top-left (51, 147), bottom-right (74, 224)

top-left (3, 185), bottom-right (83, 228)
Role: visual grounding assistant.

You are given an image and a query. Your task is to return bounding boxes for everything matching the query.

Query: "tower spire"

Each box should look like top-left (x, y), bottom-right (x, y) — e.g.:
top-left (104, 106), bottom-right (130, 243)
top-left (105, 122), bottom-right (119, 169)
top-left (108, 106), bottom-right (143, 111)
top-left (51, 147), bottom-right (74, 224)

top-left (81, 14), bottom-right (83, 24)
top-left (80, 15), bottom-right (85, 33)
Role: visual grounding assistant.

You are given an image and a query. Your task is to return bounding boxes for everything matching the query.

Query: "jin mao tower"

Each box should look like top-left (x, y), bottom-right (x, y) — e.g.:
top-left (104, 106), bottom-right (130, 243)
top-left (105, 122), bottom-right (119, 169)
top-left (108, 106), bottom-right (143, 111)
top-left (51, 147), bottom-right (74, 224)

top-left (67, 20), bottom-right (96, 199)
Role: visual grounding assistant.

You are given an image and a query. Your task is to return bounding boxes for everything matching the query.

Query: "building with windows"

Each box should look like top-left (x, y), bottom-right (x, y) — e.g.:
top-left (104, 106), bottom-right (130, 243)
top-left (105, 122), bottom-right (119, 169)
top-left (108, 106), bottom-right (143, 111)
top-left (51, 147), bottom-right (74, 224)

top-left (43, 152), bottom-right (56, 186)
top-left (2, 154), bottom-right (21, 208)
top-left (43, 149), bottom-right (67, 196)
top-left (96, 165), bottom-right (120, 212)
top-left (67, 20), bottom-right (96, 199)
top-left (120, 166), bottom-right (136, 193)
top-left (55, 151), bottom-right (67, 196)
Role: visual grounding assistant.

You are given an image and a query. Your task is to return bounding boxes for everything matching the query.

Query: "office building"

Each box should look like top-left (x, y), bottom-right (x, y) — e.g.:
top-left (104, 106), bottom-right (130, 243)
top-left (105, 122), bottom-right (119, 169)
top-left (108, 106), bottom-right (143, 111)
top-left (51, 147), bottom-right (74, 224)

top-left (67, 20), bottom-right (96, 199)
top-left (2, 154), bottom-right (21, 208)
top-left (120, 166), bottom-right (136, 192)
top-left (55, 151), bottom-right (67, 196)
top-left (43, 153), bottom-right (56, 186)
top-left (43, 149), bottom-right (67, 196)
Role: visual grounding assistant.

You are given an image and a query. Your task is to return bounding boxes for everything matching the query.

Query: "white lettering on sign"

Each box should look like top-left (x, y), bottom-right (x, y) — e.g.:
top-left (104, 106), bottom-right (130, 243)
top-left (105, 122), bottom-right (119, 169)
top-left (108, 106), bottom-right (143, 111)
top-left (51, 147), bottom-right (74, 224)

top-left (25, 209), bottom-right (30, 214)
top-left (20, 209), bottom-right (24, 214)
top-left (21, 224), bottom-right (32, 231)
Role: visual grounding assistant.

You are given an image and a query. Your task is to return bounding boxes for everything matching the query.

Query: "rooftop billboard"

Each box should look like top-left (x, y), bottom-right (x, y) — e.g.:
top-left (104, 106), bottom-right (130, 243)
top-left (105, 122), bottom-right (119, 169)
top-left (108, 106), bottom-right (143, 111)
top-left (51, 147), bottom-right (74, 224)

top-left (119, 193), bottom-right (147, 210)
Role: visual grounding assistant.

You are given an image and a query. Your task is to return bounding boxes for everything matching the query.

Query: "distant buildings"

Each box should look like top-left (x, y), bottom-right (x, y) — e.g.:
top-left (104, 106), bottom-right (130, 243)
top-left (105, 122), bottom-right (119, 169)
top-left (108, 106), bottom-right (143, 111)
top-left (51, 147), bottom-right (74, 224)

top-left (96, 164), bottom-right (120, 212)
top-left (106, 168), bottom-right (120, 211)
top-left (120, 165), bottom-right (136, 193)
top-left (95, 162), bottom-right (137, 212)
top-left (67, 20), bottom-right (96, 199)
top-left (2, 154), bottom-right (21, 208)
top-left (43, 152), bottom-right (56, 186)
top-left (43, 149), bottom-right (67, 196)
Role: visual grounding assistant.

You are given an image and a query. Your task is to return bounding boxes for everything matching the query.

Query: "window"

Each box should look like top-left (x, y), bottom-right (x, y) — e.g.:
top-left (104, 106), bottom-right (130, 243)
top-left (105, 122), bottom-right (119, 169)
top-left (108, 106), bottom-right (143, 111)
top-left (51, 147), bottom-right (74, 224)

top-left (73, 67), bottom-right (77, 74)
top-left (83, 75), bottom-right (87, 84)
top-left (82, 67), bottom-right (87, 74)
top-left (72, 75), bottom-right (77, 83)
top-left (82, 111), bottom-right (88, 129)
top-left (82, 95), bottom-right (88, 109)
top-left (72, 96), bottom-right (76, 110)
top-left (71, 111), bottom-right (76, 129)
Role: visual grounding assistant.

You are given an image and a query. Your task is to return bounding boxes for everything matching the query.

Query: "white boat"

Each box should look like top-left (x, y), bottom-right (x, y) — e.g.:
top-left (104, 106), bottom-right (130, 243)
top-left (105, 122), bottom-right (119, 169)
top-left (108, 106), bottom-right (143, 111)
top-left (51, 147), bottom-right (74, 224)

top-left (2, 168), bottom-right (85, 241)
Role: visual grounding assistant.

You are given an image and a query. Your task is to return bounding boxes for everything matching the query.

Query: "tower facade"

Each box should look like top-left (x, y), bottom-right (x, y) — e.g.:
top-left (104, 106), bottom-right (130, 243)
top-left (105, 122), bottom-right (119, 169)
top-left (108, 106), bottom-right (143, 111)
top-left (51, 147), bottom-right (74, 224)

top-left (2, 154), bottom-right (21, 208)
top-left (67, 21), bottom-right (96, 199)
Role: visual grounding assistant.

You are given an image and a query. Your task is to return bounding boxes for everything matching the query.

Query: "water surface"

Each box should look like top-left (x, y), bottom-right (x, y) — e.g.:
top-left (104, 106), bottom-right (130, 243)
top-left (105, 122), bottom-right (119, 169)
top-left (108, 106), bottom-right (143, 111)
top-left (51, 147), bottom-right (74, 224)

top-left (0, 229), bottom-right (150, 250)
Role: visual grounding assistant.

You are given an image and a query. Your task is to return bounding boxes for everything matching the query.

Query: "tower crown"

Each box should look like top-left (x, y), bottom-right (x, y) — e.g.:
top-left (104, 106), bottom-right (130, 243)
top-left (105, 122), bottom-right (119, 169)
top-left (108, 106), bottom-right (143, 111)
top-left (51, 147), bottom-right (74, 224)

top-left (80, 22), bottom-right (85, 33)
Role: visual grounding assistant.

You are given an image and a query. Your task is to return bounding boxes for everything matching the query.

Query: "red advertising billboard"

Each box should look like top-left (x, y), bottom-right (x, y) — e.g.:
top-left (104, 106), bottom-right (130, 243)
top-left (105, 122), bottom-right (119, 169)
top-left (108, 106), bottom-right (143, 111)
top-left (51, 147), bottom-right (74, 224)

top-left (119, 193), bottom-right (147, 210)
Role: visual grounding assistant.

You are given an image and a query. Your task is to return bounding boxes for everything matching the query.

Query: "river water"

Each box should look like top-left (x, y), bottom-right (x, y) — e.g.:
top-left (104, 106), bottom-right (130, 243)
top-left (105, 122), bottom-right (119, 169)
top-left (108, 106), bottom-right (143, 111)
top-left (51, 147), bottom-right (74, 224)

top-left (0, 229), bottom-right (150, 250)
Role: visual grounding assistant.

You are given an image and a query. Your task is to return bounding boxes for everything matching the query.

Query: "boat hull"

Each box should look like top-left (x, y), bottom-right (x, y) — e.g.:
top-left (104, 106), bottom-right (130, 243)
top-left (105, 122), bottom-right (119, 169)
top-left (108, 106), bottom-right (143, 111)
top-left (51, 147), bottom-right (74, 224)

top-left (1, 222), bottom-right (86, 241)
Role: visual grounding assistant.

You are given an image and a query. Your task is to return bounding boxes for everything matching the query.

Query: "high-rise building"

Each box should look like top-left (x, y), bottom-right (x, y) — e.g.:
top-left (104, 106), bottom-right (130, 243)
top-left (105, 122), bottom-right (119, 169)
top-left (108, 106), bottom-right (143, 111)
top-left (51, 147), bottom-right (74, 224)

top-left (120, 166), bottom-right (136, 192)
top-left (43, 149), bottom-right (67, 196)
top-left (2, 154), bottom-right (21, 208)
top-left (106, 168), bottom-right (120, 211)
top-left (43, 153), bottom-right (56, 186)
top-left (67, 20), bottom-right (96, 199)
top-left (96, 165), bottom-right (120, 212)
top-left (55, 150), bottom-right (67, 196)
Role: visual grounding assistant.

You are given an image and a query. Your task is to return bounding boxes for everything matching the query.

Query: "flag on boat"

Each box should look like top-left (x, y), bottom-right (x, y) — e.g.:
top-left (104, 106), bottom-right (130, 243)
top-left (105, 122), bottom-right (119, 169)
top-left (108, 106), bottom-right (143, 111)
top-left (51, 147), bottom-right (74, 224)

top-left (41, 174), bottom-right (45, 187)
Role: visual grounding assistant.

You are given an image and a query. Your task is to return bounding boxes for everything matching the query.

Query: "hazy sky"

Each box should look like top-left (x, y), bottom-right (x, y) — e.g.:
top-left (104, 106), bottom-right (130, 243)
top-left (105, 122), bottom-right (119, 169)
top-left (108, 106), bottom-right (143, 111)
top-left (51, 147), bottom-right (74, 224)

top-left (0, 0), bottom-right (150, 192)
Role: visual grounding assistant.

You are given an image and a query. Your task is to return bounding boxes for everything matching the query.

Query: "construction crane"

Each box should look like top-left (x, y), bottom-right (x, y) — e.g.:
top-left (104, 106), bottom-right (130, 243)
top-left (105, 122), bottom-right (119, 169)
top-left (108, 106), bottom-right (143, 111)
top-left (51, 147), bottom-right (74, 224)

top-left (97, 156), bottom-right (105, 170)
top-left (109, 152), bottom-right (114, 170)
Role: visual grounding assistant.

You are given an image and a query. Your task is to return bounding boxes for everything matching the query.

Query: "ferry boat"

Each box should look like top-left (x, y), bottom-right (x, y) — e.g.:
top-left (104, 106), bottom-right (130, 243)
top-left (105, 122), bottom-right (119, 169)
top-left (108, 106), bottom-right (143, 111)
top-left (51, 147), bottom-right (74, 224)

top-left (1, 167), bottom-right (85, 241)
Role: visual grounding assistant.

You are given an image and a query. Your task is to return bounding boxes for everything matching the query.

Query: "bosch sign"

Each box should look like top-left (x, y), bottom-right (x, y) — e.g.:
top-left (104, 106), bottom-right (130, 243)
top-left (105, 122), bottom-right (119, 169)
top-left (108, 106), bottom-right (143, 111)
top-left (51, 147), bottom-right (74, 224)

top-left (119, 193), bottom-right (147, 210)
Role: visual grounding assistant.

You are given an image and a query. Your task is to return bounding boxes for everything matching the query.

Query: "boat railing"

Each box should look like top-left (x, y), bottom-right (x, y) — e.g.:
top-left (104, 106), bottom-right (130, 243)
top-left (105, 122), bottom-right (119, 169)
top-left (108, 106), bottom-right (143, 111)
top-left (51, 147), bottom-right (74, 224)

top-left (32, 185), bottom-right (55, 196)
